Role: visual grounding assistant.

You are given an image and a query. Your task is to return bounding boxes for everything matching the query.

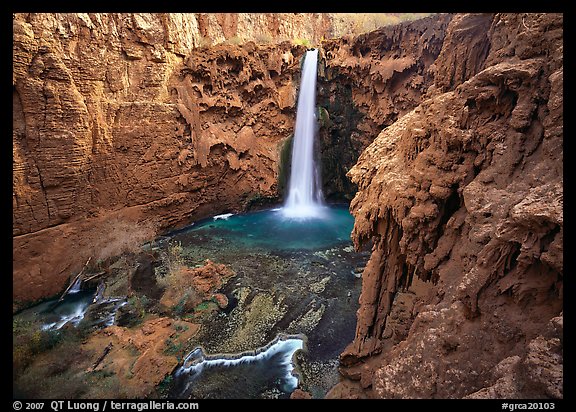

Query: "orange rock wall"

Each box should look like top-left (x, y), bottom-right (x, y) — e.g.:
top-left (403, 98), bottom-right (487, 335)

top-left (13, 13), bottom-right (308, 307)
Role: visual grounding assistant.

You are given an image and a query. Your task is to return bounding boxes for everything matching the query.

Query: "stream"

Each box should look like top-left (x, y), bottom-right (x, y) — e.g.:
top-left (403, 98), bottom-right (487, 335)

top-left (158, 204), bottom-right (367, 398)
top-left (13, 204), bottom-right (367, 399)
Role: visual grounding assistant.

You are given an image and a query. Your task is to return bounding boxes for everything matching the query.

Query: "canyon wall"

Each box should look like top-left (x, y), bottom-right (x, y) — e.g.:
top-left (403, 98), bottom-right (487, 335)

top-left (317, 14), bottom-right (451, 200)
top-left (15, 13), bottom-right (562, 400)
top-left (332, 13), bottom-right (563, 399)
top-left (13, 13), bottom-right (452, 309)
top-left (13, 13), bottom-right (310, 308)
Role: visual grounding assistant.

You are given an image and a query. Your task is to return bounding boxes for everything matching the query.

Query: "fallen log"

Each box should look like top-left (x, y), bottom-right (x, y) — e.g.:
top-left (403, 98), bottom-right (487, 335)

top-left (92, 342), bottom-right (113, 371)
top-left (83, 271), bottom-right (107, 283)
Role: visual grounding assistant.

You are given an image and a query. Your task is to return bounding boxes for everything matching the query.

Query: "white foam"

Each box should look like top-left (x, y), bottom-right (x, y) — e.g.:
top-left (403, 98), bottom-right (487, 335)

top-left (41, 297), bottom-right (127, 331)
top-left (42, 300), bottom-right (90, 331)
top-left (213, 213), bottom-right (234, 221)
top-left (176, 337), bottom-right (304, 393)
top-left (280, 204), bottom-right (328, 220)
top-left (68, 277), bottom-right (83, 294)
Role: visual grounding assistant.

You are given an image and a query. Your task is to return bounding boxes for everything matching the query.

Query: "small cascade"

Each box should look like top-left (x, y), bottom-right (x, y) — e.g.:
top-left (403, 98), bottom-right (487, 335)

top-left (173, 336), bottom-right (304, 398)
top-left (68, 276), bottom-right (83, 294)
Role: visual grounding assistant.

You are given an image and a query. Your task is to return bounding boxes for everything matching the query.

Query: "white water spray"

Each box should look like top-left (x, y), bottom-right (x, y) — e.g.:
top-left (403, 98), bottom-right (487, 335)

top-left (282, 49), bottom-right (326, 219)
top-left (68, 277), bottom-right (82, 294)
top-left (175, 336), bottom-right (304, 395)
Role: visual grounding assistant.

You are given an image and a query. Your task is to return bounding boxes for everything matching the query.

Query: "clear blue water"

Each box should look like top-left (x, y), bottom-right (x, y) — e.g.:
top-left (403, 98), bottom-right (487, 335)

top-left (178, 204), bottom-right (354, 251)
top-left (163, 204), bottom-right (367, 399)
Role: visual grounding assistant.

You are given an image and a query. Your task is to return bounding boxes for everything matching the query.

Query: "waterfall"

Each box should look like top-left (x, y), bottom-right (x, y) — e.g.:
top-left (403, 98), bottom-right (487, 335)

top-left (282, 49), bottom-right (326, 219)
top-left (68, 276), bottom-right (83, 294)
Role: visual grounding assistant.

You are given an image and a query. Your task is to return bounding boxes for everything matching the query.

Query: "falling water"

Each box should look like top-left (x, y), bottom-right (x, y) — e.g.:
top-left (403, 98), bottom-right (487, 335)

top-left (282, 49), bottom-right (326, 219)
top-left (68, 277), bottom-right (83, 293)
top-left (172, 336), bottom-right (304, 398)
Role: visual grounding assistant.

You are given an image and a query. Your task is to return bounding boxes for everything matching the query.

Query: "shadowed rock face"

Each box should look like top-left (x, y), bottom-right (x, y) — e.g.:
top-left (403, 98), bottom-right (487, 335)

top-left (317, 14), bottom-right (452, 200)
top-left (335, 13), bottom-right (563, 399)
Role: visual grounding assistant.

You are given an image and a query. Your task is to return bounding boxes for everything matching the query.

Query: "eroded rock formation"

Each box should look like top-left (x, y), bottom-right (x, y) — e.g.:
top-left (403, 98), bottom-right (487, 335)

top-left (13, 13), bottom-right (451, 309)
top-left (13, 13), bottom-right (563, 399)
top-left (13, 13), bottom-right (307, 308)
top-left (317, 14), bottom-right (452, 199)
top-left (336, 13), bottom-right (563, 399)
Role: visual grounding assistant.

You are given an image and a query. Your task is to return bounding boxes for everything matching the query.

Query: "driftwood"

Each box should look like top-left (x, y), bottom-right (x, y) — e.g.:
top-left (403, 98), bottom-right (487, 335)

top-left (92, 342), bottom-right (113, 371)
top-left (58, 257), bottom-right (92, 302)
top-left (83, 271), bottom-right (107, 283)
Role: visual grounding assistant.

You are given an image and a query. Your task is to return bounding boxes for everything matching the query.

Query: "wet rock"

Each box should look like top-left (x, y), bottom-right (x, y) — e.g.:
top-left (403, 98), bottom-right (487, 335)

top-left (213, 293), bottom-right (229, 309)
top-left (290, 389), bottom-right (312, 399)
top-left (287, 304), bottom-right (325, 334)
top-left (309, 276), bottom-right (330, 294)
top-left (115, 303), bottom-right (141, 328)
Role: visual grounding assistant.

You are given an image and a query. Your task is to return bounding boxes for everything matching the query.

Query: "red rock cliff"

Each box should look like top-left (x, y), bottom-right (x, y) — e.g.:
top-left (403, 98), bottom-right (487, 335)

top-left (12, 13), bottom-right (447, 310)
top-left (317, 14), bottom-right (452, 199)
top-left (12, 13), bottom-right (309, 309)
top-left (333, 13), bottom-right (563, 399)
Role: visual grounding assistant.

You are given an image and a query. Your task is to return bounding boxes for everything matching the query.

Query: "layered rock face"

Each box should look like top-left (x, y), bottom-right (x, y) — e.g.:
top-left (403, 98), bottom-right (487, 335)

top-left (317, 14), bottom-right (451, 200)
top-left (336, 13), bottom-right (563, 398)
top-left (13, 13), bottom-right (308, 308)
top-left (12, 13), bottom-right (452, 309)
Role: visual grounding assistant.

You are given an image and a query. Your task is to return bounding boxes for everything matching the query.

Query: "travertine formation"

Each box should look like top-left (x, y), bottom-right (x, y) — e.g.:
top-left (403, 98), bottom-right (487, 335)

top-left (13, 13), bottom-right (308, 308)
top-left (13, 13), bottom-right (450, 309)
top-left (318, 14), bottom-right (452, 199)
top-left (334, 13), bottom-right (563, 399)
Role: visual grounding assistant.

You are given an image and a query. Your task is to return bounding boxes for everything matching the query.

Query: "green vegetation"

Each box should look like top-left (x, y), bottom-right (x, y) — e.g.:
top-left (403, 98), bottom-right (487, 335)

top-left (126, 294), bottom-right (150, 326)
top-left (13, 317), bottom-right (92, 379)
top-left (194, 301), bottom-right (213, 312)
top-left (157, 374), bottom-right (173, 397)
top-left (293, 38), bottom-right (313, 48)
top-left (318, 106), bottom-right (330, 128)
top-left (244, 192), bottom-right (277, 210)
top-left (172, 293), bottom-right (190, 317)
top-left (13, 318), bottom-right (96, 398)
top-left (174, 323), bottom-right (189, 332)
top-left (163, 337), bottom-right (183, 356)
top-left (278, 135), bottom-right (294, 196)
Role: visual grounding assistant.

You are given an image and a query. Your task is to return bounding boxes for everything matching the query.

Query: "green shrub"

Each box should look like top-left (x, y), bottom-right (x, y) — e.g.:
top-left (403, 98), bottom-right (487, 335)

top-left (293, 38), bottom-right (312, 47)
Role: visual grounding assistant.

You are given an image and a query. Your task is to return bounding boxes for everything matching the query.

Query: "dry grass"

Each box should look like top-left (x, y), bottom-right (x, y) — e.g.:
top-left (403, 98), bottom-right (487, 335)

top-left (156, 242), bottom-right (185, 289)
top-left (156, 242), bottom-right (202, 314)
top-left (91, 217), bottom-right (157, 262)
top-left (156, 245), bottom-right (235, 316)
